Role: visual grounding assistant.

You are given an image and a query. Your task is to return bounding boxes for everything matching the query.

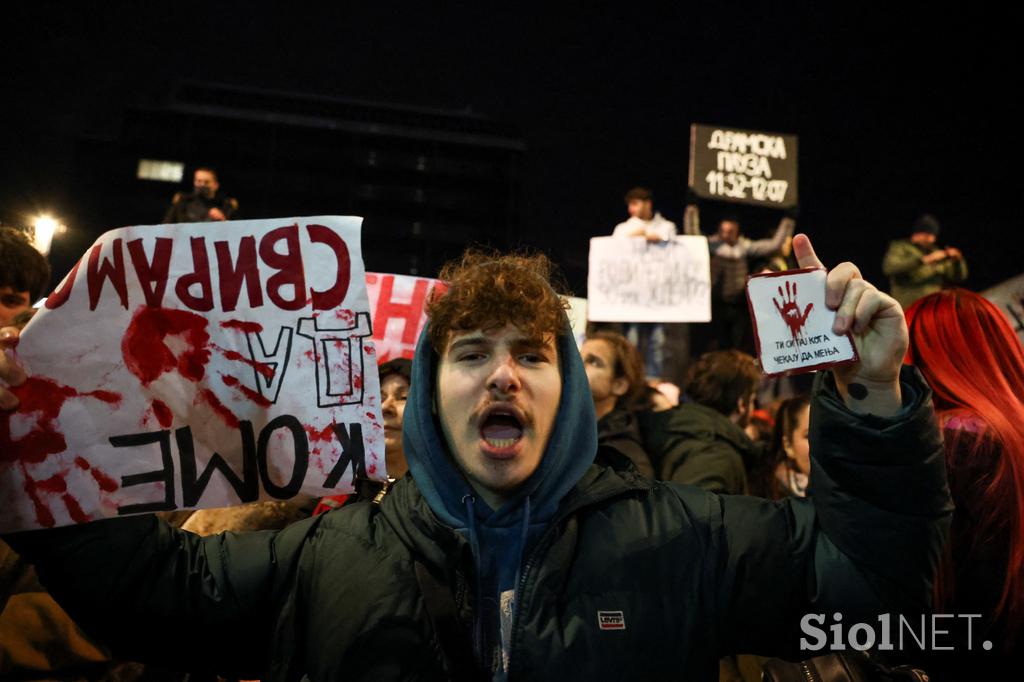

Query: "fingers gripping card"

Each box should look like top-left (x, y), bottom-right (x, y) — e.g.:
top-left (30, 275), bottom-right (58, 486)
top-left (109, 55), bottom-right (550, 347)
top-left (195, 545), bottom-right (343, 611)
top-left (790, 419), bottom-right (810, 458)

top-left (746, 268), bottom-right (857, 376)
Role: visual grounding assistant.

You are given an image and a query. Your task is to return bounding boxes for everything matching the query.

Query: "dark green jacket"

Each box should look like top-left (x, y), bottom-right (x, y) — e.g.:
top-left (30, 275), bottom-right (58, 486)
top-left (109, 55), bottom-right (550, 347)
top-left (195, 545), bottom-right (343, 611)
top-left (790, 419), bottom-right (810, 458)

top-left (639, 401), bottom-right (759, 494)
top-left (882, 239), bottom-right (968, 309)
top-left (8, 369), bottom-right (951, 681)
top-left (596, 407), bottom-right (655, 479)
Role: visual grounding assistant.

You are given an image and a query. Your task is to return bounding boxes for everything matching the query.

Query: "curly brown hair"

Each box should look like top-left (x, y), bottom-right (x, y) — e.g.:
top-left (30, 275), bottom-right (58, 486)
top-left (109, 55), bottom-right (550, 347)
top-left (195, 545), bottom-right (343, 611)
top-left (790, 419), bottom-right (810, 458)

top-left (684, 350), bottom-right (761, 417)
top-left (427, 250), bottom-right (570, 353)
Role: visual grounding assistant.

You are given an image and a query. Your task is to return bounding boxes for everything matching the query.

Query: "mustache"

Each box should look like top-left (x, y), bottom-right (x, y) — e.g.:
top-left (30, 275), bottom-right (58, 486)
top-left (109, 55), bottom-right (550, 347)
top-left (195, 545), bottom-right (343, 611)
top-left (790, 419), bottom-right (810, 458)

top-left (471, 400), bottom-right (532, 429)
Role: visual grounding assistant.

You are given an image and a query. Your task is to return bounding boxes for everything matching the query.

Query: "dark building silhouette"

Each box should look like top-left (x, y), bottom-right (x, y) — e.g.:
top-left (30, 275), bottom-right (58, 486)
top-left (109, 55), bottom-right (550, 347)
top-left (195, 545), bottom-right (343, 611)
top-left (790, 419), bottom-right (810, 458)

top-left (69, 81), bottom-right (525, 278)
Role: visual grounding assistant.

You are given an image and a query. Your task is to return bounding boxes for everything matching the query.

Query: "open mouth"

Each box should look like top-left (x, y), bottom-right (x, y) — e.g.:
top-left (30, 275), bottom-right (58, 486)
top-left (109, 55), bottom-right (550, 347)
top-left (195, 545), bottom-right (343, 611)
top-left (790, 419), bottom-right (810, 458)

top-left (479, 408), bottom-right (525, 450)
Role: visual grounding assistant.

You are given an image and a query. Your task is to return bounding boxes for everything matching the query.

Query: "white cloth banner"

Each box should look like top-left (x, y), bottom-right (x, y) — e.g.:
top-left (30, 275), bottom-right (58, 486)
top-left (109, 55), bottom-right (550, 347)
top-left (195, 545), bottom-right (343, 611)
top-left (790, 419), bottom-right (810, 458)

top-left (0, 216), bottom-right (383, 533)
top-left (586, 236), bottom-right (711, 322)
top-left (365, 272), bottom-right (446, 362)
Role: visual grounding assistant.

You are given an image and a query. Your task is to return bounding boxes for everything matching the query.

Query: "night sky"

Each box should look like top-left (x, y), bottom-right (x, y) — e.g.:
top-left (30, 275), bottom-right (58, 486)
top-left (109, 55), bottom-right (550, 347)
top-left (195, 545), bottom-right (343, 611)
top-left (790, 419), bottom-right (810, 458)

top-left (4, 2), bottom-right (1021, 294)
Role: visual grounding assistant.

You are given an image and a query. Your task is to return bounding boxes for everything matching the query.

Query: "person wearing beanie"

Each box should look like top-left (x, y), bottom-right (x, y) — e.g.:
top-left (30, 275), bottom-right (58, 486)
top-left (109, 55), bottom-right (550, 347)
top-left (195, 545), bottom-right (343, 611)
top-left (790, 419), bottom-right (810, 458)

top-left (882, 213), bottom-right (968, 309)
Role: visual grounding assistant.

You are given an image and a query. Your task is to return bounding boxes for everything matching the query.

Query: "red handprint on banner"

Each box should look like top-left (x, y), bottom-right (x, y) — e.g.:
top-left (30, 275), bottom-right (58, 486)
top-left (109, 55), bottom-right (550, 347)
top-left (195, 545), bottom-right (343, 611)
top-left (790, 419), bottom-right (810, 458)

top-left (774, 280), bottom-right (814, 340)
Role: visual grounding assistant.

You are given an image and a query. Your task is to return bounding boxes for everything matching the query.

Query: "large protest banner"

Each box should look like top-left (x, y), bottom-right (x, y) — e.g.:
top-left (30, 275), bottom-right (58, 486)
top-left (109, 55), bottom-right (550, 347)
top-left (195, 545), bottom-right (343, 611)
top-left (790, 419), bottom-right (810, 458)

top-left (0, 217), bottom-right (383, 533)
top-left (365, 272), bottom-right (446, 361)
top-left (688, 123), bottom-right (798, 208)
top-left (983, 273), bottom-right (1024, 346)
top-left (587, 236), bottom-right (711, 322)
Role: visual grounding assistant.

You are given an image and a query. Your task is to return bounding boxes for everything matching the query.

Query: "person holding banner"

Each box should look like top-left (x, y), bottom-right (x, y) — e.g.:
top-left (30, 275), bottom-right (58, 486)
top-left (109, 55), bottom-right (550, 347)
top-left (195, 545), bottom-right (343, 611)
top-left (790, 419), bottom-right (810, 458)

top-left (2, 239), bottom-right (950, 680)
top-left (685, 203), bottom-right (795, 354)
top-left (0, 227), bottom-right (50, 329)
top-left (612, 187), bottom-right (677, 379)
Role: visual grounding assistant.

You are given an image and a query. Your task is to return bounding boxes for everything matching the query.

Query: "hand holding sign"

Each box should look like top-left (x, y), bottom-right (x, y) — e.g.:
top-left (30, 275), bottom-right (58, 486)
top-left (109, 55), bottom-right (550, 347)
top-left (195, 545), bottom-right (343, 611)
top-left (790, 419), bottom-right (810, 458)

top-left (793, 234), bottom-right (907, 416)
top-left (0, 327), bottom-right (25, 409)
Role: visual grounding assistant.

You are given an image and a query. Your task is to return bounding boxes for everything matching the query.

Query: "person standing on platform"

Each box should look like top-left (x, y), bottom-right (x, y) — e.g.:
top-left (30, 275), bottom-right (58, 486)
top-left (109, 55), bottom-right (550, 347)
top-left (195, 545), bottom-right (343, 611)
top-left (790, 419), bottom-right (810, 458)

top-left (163, 167), bottom-right (240, 224)
top-left (882, 214), bottom-right (967, 309)
top-left (612, 187), bottom-right (677, 379)
top-left (684, 202), bottom-right (795, 353)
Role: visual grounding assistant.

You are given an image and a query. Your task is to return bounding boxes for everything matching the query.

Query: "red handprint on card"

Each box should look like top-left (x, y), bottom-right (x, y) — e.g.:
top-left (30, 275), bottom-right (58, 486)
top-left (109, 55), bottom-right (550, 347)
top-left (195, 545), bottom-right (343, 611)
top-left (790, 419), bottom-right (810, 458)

top-left (774, 280), bottom-right (814, 340)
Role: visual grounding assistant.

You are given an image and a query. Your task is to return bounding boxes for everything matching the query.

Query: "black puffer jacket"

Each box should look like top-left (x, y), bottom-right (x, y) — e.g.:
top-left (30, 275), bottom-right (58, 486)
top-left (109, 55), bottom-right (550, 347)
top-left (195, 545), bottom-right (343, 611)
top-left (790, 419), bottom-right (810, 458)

top-left (596, 406), bottom-right (655, 478)
top-left (8, 369), bottom-right (952, 681)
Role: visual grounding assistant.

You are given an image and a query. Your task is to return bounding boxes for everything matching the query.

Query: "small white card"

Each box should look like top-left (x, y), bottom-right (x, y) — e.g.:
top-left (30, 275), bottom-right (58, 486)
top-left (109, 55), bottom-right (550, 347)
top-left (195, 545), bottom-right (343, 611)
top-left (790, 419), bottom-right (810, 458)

top-left (746, 268), bottom-right (857, 376)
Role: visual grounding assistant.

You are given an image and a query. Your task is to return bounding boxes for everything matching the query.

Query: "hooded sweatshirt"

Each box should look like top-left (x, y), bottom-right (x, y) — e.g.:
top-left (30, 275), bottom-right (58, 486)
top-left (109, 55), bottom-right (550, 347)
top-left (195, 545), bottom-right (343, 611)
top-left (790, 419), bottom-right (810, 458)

top-left (403, 323), bottom-right (597, 677)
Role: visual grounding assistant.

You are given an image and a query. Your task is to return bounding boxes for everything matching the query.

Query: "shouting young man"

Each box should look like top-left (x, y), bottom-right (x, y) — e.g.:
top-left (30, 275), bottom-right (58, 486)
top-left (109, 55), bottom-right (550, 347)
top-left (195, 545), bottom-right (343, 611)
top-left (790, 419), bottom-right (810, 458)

top-left (1, 237), bottom-right (951, 680)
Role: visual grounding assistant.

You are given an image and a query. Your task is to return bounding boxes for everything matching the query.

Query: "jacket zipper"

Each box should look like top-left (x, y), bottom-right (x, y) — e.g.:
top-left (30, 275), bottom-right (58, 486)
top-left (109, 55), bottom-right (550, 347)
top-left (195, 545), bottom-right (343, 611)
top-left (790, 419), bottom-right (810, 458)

top-left (505, 482), bottom-right (648, 677)
top-left (800, 661), bottom-right (821, 682)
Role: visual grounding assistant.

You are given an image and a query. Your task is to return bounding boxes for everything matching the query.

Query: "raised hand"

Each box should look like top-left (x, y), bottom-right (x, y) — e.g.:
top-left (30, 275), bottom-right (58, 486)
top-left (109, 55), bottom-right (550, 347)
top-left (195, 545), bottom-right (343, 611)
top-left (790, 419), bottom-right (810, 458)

top-left (792, 235), bottom-right (907, 415)
top-left (1, 327), bottom-right (26, 409)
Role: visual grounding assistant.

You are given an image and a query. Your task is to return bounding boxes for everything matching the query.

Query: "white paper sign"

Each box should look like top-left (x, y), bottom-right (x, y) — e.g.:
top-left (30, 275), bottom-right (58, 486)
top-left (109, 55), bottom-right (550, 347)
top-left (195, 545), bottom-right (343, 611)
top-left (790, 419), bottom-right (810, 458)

top-left (587, 236), bottom-right (711, 322)
top-left (0, 216), bottom-right (384, 533)
top-left (564, 296), bottom-right (589, 348)
top-left (747, 268), bottom-right (857, 376)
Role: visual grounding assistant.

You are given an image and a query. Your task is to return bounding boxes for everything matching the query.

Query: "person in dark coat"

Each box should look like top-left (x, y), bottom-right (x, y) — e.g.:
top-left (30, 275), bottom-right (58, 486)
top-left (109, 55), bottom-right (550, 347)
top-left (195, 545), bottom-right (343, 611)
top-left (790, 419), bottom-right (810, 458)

top-left (162, 167), bottom-right (239, 224)
top-left (1, 239), bottom-right (952, 680)
top-left (641, 349), bottom-right (763, 494)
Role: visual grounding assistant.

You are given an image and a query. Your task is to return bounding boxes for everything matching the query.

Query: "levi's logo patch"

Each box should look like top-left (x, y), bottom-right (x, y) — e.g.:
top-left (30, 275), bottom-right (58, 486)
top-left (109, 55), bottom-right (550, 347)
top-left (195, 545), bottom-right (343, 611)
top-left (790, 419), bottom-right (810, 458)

top-left (598, 610), bottom-right (626, 630)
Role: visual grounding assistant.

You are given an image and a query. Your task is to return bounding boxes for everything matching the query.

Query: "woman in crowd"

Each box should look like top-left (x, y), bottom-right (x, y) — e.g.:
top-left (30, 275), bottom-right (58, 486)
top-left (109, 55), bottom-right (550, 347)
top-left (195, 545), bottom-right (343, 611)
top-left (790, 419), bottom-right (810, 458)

top-left (748, 395), bottom-right (810, 500)
top-left (905, 288), bottom-right (1024, 669)
top-left (314, 357), bottom-right (412, 513)
top-left (580, 331), bottom-right (656, 477)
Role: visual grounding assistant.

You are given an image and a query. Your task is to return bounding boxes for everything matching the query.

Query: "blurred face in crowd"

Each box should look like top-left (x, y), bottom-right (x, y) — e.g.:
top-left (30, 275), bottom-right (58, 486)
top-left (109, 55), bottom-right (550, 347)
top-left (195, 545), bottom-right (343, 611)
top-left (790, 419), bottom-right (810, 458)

top-left (381, 372), bottom-right (410, 479)
top-left (734, 390), bottom-right (757, 428)
top-left (910, 231), bottom-right (937, 247)
top-left (627, 198), bottom-right (653, 221)
top-left (0, 286), bottom-right (32, 327)
top-left (784, 403), bottom-right (811, 475)
top-left (193, 169), bottom-right (220, 198)
top-left (718, 220), bottom-right (741, 245)
top-left (436, 324), bottom-right (561, 509)
top-left (581, 338), bottom-right (628, 420)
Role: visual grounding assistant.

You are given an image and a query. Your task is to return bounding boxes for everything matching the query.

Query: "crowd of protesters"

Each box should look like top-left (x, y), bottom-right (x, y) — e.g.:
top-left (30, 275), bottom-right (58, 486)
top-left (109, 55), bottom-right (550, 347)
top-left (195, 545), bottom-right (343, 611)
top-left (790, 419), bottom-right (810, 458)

top-left (0, 170), bottom-right (1017, 682)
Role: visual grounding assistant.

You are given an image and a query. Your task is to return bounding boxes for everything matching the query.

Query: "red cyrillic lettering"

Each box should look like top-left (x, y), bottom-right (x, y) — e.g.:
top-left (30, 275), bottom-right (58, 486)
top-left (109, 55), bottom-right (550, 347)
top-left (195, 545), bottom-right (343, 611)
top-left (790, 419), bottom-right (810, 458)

top-left (87, 239), bottom-right (129, 311)
top-left (306, 224), bottom-right (350, 311)
top-left (374, 275), bottom-right (430, 345)
top-left (174, 237), bottom-right (214, 311)
top-left (126, 238), bottom-right (172, 308)
top-left (45, 257), bottom-right (83, 310)
top-left (216, 236), bottom-right (264, 312)
top-left (259, 224), bottom-right (306, 311)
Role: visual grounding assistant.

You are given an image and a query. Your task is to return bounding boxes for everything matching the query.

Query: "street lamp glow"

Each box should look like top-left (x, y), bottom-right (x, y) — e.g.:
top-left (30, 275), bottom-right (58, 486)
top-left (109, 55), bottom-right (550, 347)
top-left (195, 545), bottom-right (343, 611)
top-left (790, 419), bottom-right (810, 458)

top-left (32, 214), bottom-right (60, 255)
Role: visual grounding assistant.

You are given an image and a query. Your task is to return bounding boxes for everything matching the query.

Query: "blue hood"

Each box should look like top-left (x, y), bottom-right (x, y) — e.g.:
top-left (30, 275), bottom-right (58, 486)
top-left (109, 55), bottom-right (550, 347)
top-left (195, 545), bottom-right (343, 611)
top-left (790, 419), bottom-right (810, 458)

top-left (404, 321), bottom-right (597, 530)
top-left (403, 319), bottom-right (597, 673)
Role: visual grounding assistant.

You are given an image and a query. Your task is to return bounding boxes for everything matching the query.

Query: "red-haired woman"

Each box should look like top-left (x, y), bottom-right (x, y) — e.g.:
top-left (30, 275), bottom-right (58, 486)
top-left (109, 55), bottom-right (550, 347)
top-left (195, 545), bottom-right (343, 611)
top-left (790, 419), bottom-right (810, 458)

top-left (905, 288), bottom-right (1024, 672)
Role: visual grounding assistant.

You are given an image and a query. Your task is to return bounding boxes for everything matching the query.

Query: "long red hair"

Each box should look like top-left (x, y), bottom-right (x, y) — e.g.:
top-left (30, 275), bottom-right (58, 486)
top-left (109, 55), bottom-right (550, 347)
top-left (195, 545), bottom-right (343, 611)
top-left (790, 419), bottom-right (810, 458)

top-left (905, 288), bottom-right (1024, 637)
